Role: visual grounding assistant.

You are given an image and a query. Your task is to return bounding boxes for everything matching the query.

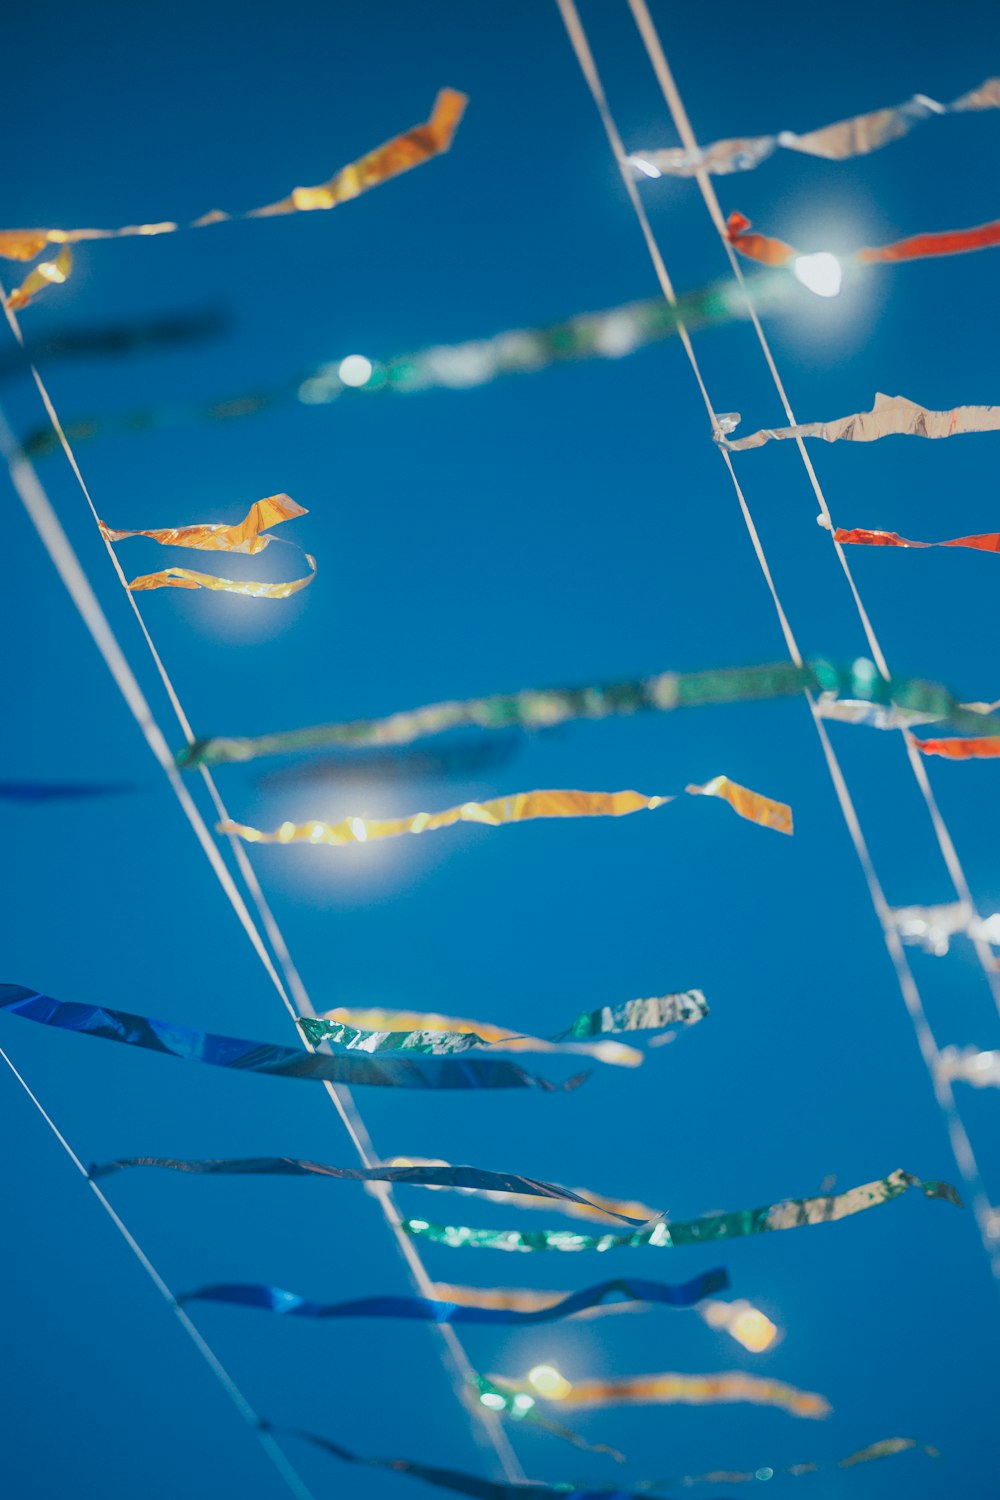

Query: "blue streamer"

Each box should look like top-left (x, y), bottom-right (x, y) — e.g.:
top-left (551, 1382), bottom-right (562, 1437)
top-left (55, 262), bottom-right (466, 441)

top-left (181, 1271), bottom-right (728, 1324)
top-left (88, 1155), bottom-right (650, 1226)
top-left (0, 986), bottom-right (586, 1092)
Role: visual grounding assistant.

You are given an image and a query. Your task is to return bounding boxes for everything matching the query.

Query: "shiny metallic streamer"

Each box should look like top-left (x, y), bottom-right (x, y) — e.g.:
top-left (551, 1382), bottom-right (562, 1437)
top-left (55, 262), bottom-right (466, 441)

top-left (175, 656), bottom-right (1000, 769)
top-left (833, 525), bottom-right (1000, 552)
top-left (179, 1271), bottom-right (728, 1324)
top-left (632, 1435), bottom-right (939, 1488)
top-left (125, 555), bottom-right (316, 598)
top-left (718, 393), bottom-right (1000, 452)
top-left (299, 990), bottom-right (708, 1064)
top-left (0, 985), bottom-right (584, 1093)
top-left (914, 736), bottom-right (1000, 760)
top-left (5, 247), bottom-right (72, 310)
top-left (629, 76), bottom-right (1000, 177)
top-left (490, 1369), bottom-right (831, 1420)
top-left (0, 91), bottom-right (466, 259)
top-left (217, 778), bottom-right (791, 849)
top-left (387, 1158), bottom-right (661, 1227)
top-left (401, 1169), bottom-right (962, 1251)
top-left (726, 208), bottom-right (1000, 269)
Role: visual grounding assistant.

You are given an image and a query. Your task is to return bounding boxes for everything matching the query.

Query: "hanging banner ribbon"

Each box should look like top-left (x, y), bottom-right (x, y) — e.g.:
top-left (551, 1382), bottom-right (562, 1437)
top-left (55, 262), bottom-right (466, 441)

top-left (914, 736), bottom-right (1000, 760)
top-left (638, 1436), bottom-right (939, 1488)
top-left (0, 91), bottom-right (467, 266)
top-left (217, 778), bottom-right (792, 850)
top-left (816, 696), bottom-right (944, 730)
top-left (0, 781), bottom-right (136, 801)
top-left (937, 1046), bottom-right (1000, 1088)
top-left (5, 247), bottom-right (72, 311)
top-left (178, 1271), bottom-right (728, 1325)
top-left (258, 735), bottom-right (523, 790)
top-left (718, 393), bottom-right (1000, 452)
top-left (175, 656), bottom-right (1000, 770)
top-left (0, 985), bottom-right (584, 1093)
top-left (490, 1369), bottom-right (830, 1420)
top-left (628, 77), bottom-right (1000, 177)
top-left (833, 526), bottom-right (1000, 553)
top-left (98, 493), bottom-right (316, 597)
top-left (401, 1168), bottom-right (961, 1251)
top-left (387, 1158), bottom-right (662, 1227)
top-left (300, 990), bottom-right (709, 1066)
top-left (89, 1154), bottom-right (651, 1223)
top-left (726, 209), bottom-right (1000, 271)
top-left (891, 901), bottom-right (1000, 955)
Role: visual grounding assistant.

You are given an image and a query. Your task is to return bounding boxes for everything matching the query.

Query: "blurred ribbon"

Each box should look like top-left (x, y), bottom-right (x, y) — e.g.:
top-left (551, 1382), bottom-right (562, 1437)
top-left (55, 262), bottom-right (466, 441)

top-left (718, 393), bottom-right (1000, 452)
top-left (0, 781), bottom-right (136, 801)
top-left (401, 1168), bottom-right (961, 1251)
top-left (832, 525), bottom-right (1000, 552)
top-left (891, 901), bottom-right (1000, 956)
top-left (300, 990), bottom-right (709, 1065)
top-left (629, 77), bottom-right (1000, 177)
top-left (99, 493), bottom-right (316, 597)
top-left (5, 247), bottom-right (72, 311)
top-left (726, 208), bottom-right (1000, 269)
top-left (0, 308), bottom-right (228, 381)
top-left (937, 1046), bottom-right (1000, 1088)
top-left (635, 1436), bottom-right (939, 1488)
top-left (0, 985), bottom-right (584, 1092)
top-left (0, 91), bottom-right (466, 262)
top-left (217, 778), bottom-right (792, 849)
top-left (914, 736), bottom-right (1000, 760)
top-left (175, 656), bottom-right (1000, 769)
top-left (258, 735), bottom-right (523, 789)
top-left (179, 1271), bottom-right (728, 1324)
top-left (490, 1369), bottom-right (830, 1420)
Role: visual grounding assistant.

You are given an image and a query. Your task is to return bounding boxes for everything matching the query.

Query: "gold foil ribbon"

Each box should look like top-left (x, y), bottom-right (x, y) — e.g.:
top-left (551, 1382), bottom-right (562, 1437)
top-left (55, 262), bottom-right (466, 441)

top-left (5, 247), bottom-right (72, 310)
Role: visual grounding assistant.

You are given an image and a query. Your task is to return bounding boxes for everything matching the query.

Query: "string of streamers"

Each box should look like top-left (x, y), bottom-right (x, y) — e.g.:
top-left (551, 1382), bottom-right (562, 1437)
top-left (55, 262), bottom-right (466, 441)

top-left (178, 1271), bottom-right (728, 1325)
top-left (287, 1422), bottom-right (936, 1499)
top-left (891, 901), bottom-right (1000, 956)
top-left (0, 91), bottom-right (467, 307)
top-left (938, 1047), bottom-right (1000, 1088)
top-left (98, 493), bottom-right (315, 597)
top-left (0, 985), bottom-right (585, 1093)
top-left (176, 656), bottom-right (1000, 768)
top-left (832, 525), bottom-right (1000, 553)
top-left (19, 275), bottom-right (790, 458)
top-left (718, 393), bottom-right (1000, 451)
top-left (488, 1370), bottom-right (830, 1420)
top-left (628, 76), bottom-right (1000, 176)
top-left (914, 737), bottom-right (1000, 760)
top-left (299, 991), bottom-right (709, 1065)
top-left (401, 1168), bottom-right (961, 1251)
top-left (726, 208), bottom-right (1000, 270)
top-left (388, 1159), bottom-right (661, 1228)
top-left (217, 778), bottom-right (794, 849)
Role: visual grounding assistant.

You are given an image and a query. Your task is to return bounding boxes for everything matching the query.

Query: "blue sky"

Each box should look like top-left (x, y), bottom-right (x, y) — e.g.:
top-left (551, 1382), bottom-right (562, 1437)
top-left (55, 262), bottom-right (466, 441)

top-left (2, 1), bottom-right (999, 1496)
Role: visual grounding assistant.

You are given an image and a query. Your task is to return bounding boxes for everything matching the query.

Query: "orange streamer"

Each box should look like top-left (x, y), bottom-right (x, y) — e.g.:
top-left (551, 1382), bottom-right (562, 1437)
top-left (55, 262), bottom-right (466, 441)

top-left (725, 211), bottom-right (796, 266)
top-left (127, 557), bottom-right (316, 598)
top-left (856, 216), bottom-right (1000, 263)
top-left (5, 247), bottom-right (72, 311)
top-left (834, 527), bottom-right (1000, 552)
top-left (914, 737), bottom-right (1000, 760)
top-left (100, 494), bottom-right (306, 556)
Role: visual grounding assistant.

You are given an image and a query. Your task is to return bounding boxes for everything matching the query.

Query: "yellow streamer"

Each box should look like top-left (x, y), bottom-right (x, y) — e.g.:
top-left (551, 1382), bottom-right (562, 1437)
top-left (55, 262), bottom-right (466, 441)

top-left (329, 1009), bottom-right (643, 1067)
top-left (0, 92), bottom-right (466, 264)
top-left (494, 1369), bottom-right (830, 1419)
top-left (99, 494), bottom-right (306, 556)
top-left (219, 777), bottom-right (792, 847)
top-left (127, 556), bottom-right (316, 598)
top-left (5, 247), bottom-right (72, 311)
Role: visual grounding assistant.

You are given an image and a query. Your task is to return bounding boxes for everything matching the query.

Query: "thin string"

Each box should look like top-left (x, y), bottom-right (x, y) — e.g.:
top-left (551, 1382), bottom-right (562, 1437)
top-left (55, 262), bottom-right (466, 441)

top-left (0, 311), bottom-right (524, 1480)
top-left (624, 0), bottom-right (1000, 1020)
top-left (554, 0), bottom-right (1000, 1281)
top-left (0, 1040), bottom-right (318, 1500)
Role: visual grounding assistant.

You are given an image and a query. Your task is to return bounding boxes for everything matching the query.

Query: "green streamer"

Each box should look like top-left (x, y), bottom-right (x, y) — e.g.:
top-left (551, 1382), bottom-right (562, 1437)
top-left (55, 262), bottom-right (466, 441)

top-left (401, 1169), bottom-right (961, 1252)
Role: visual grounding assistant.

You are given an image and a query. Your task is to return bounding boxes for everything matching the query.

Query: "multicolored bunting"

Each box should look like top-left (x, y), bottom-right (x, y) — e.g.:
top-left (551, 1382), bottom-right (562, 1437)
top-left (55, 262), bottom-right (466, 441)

top-left (718, 393), bottom-right (1000, 452)
top-left (628, 76), bottom-right (1000, 177)
top-left (490, 1369), bottom-right (831, 1420)
top-left (726, 208), bottom-right (1000, 271)
top-left (175, 656), bottom-right (1000, 770)
top-left (833, 525), bottom-right (1000, 553)
top-left (937, 1046), bottom-right (1000, 1088)
top-left (217, 778), bottom-right (792, 850)
top-left (0, 985), bottom-right (585, 1093)
top-left (287, 1424), bottom-right (652, 1499)
top-left (88, 1154), bottom-right (651, 1222)
top-left (178, 1271), bottom-right (728, 1325)
top-left (5, 247), bottom-right (72, 311)
top-left (401, 1168), bottom-right (961, 1251)
top-left (716, 393), bottom-right (1000, 450)
top-left (0, 91), bottom-right (466, 262)
top-left (891, 901), bottom-right (1000, 955)
top-left (97, 493), bottom-right (316, 597)
top-left (913, 736), bottom-right (1000, 760)
top-left (299, 990), bottom-right (708, 1066)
